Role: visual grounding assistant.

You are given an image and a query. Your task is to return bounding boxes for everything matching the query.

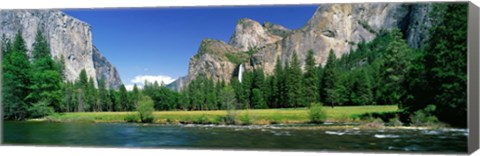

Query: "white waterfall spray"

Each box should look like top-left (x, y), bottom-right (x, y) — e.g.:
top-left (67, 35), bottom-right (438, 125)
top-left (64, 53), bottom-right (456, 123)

top-left (238, 64), bottom-right (244, 83)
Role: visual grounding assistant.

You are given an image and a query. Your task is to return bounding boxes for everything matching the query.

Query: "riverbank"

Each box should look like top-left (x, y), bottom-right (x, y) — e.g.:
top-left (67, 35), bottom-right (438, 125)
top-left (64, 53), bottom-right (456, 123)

top-left (38, 105), bottom-right (399, 125)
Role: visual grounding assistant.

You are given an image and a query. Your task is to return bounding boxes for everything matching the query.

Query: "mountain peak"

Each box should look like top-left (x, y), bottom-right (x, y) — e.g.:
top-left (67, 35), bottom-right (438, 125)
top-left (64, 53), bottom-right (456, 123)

top-left (229, 18), bottom-right (284, 51)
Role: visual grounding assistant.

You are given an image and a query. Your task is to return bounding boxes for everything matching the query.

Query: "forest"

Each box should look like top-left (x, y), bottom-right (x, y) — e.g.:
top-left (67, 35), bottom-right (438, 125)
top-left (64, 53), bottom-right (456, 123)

top-left (1, 3), bottom-right (467, 127)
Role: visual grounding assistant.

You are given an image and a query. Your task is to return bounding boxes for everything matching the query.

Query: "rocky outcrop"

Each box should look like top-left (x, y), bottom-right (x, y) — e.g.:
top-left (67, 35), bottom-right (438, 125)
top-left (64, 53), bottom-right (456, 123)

top-left (249, 3), bottom-right (416, 73)
top-left (92, 46), bottom-right (123, 89)
top-left (229, 18), bottom-right (288, 51)
top-left (0, 10), bottom-right (122, 89)
top-left (186, 39), bottom-right (240, 85)
top-left (177, 3), bottom-right (435, 90)
top-left (404, 3), bottom-right (433, 49)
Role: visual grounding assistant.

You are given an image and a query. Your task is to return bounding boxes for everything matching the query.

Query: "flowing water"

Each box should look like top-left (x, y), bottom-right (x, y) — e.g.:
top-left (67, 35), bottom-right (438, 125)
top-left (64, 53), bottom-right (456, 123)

top-left (2, 121), bottom-right (467, 153)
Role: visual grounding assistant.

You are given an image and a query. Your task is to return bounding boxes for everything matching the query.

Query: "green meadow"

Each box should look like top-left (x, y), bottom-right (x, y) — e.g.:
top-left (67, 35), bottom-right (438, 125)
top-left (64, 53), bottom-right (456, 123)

top-left (43, 105), bottom-right (398, 125)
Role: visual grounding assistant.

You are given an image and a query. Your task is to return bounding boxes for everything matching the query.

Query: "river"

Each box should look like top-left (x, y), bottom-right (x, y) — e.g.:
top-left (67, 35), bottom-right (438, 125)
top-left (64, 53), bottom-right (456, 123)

top-left (2, 121), bottom-right (467, 153)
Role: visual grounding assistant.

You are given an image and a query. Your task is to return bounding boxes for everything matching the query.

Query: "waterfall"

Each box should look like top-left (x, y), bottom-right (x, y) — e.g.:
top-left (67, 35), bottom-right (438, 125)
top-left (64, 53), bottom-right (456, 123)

top-left (238, 64), bottom-right (244, 83)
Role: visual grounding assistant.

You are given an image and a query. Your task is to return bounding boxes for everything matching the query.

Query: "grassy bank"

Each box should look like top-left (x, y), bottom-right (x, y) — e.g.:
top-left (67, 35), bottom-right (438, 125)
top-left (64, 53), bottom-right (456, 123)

top-left (42, 105), bottom-right (398, 125)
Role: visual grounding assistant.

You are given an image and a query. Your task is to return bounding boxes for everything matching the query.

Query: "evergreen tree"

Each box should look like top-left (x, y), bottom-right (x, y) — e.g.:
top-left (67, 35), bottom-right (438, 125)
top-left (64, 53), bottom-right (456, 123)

top-left (75, 69), bottom-right (88, 112)
top-left (204, 78), bottom-right (216, 110)
top-left (303, 50), bottom-right (319, 104)
top-left (351, 69), bottom-right (373, 105)
top-left (131, 84), bottom-right (141, 108)
top-left (241, 71), bottom-right (254, 108)
top-left (62, 81), bottom-right (76, 112)
top-left (98, 77), bottom-right (112, 111)
top-left (251, 68), bottom-right (266, 109)
top-left (286, 52), bottom-right (304, 107)
top-left (264, 76), bottom-right (275, 108)
top-left (316, 65), bottom-right (324, 103)
top-left (321, 49), bottom-right (340, 107)
top-left (378, 29), bottom-right (411, 105)
top-left (109, 89), bottom-right (120, 112)
top-left (215, 80), bottom-right (226, 109)
top-left (31, 30), bottom-right (50, 60)
top-left (85, 77), bottom-right (97, 111)
top-left (29, 30), bottom-right (64, 113)
top-left (118, 84), bottom-right (128, 111)
top-left (272, 56), bottom-right (285, 108)
top-left (2, 32), bottom-right (32, 120)
top-left (252, 88), bottom-right (267, 109)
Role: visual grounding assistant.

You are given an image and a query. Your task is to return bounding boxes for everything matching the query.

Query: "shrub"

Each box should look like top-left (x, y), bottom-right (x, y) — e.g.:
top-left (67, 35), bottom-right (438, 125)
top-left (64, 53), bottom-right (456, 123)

top-left (411, 105), bottom-right (440, 126)
top-left (270, 111), bottom-right (282, 124)
top-left (28, 101), bottom-right (54, 118)
top-left (124, 114), bottom-right (139, 123)
top-left (387, 117), bottom-right (403, 127)
top-left (195, 114), bottom-right (211, 124)
top-left (357, 112), bottom-right (398, 123)
top-left (361, 118), bottom-right (385, 128)
top-left (239, 113), bottom-right (251, 125)
top-left (309, 103), bottom-right (327, 123)
top-left (225, 108), bottom-right (238, 125)
top-left (137, 96), bottom-right (155, 123)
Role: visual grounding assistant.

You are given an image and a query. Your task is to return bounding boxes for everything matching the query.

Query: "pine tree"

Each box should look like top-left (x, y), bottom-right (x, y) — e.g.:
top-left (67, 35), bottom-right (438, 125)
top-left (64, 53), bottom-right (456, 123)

top-left (241, 71), bottom-right (254, 108)
top-left (87, 77), bottom-right (97, 111)
top-left (75, 69), bottom-right (88, 112)
top-left (132, 84), bottom-right (141, 108)
top-left (351, 69), bottom-right (373, 105)
top-left (118, 84), bottom-right (128, 111)
top-left (98, 77), bottom-right (112, 111)
top-left (321, 49), bottom-right (339, 107)
top-left (264, 76), bottom-right (275, 108)
top-left (379, 29), bottom-right (411, 105)
top-left (287, 52), bottom-right (304, 107)
top-left (251, 68), bottom-right (266, 109)
top-left (2, 32), bottom-right (32, 120)
top-left (272, 56), bottom-right (284, 108)
top-left (303, 50), bottom-right (319, 104)
top-left (316, 65), bottom-right (324, 103)
top-left (109, 89), bottom-right (119, 111)
top-left (204, 78), bottom-right (216, 110)
top-left (29, 30), bottom-right (64, 114)
top-left (252, 88), bottom-right (267, 109)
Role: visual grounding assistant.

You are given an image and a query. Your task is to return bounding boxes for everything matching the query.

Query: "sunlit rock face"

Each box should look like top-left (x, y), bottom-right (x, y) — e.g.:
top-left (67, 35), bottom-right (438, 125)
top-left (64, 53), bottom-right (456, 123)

top-left (185, 39), bottom-right (241, 85)
top-left (0, 10), bottom-right (123, 89)
top-left (178, 3), bottom-right (433, 91)
top-left (249, 3), bottom-right (432, 74)
top-left (229, 18), bottom-right (289, 51)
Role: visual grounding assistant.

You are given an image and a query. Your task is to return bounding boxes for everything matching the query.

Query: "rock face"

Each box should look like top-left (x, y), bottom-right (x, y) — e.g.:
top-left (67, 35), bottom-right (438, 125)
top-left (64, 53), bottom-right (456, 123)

top-left (186, 39), bottom-right (240, 84)
top-left (0, 10), bottom-right (122, 89)
top-left (92, 46), bottom-right (123, 89)
top-left (179, 3), bottom-right (434, 90)
top-left (229, 18), bottom-right (289, 51)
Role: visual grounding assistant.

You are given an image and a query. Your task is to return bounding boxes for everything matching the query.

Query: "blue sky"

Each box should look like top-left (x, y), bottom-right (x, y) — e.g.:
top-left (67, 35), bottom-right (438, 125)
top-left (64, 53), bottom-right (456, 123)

top-left (63, 5), bottom-right (318, 89)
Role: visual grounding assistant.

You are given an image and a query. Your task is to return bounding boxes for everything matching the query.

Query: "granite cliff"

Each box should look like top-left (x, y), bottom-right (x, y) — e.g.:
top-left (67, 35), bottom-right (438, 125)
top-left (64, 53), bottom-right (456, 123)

top-left (170, 3), bottom-right (433, 91)
top-left (0, 10), bottom-right (123, 89)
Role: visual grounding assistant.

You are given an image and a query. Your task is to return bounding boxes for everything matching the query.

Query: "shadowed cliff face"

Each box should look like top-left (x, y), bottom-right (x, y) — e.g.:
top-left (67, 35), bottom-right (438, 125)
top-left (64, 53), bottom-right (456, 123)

top-left (0, 10), bottom-right (123, 89)
top-left (178, 3), bottom-right (433, 91)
